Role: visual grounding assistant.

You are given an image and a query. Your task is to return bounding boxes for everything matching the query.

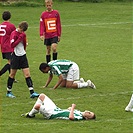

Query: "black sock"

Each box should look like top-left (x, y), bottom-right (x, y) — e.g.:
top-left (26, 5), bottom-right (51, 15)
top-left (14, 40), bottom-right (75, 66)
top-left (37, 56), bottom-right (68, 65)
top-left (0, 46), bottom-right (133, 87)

top-left (7, 77), bottom-right (14, 93)
top-left (25, 77), bottom-right (34, 94)
top-left (53, 52), bottom-right (57, 60)
top-left (25, 77), bottom-right (33, 87)
top-left (30, 90), bottom-right (34, 94)
top-left (46, 55), bottom-right (51, 63)
top-left (0, 64), bottom-right (10, 76)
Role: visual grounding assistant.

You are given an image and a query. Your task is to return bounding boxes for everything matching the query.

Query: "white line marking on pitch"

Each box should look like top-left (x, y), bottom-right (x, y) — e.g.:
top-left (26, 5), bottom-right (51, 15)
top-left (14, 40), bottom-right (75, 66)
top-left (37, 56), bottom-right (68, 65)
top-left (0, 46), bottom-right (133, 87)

top-left (1, 91), bottom-right (132, 107)
top-left (0, 118), bottom-right (132, 126)
top-left (29, 22), bottom-right (132, 29)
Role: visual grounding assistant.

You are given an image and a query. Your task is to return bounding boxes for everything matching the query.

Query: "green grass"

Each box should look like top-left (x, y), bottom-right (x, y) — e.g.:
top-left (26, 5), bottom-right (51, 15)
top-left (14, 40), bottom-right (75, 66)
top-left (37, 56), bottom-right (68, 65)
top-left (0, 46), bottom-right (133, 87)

top-left (0, 1), bottom-right (132, 133)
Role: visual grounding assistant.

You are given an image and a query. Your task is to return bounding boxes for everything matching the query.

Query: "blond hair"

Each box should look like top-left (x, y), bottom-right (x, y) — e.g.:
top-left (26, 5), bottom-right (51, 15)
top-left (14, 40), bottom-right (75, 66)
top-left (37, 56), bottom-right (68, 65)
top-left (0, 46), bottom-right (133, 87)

top-left (45, 0), bottom-right (53, 3)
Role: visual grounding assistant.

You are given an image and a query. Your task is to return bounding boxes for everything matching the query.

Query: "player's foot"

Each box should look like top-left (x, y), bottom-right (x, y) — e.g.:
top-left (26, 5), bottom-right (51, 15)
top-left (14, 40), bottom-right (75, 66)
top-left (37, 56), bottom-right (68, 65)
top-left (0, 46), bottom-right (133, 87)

top-left (125, 106), bottom-right (133, 112)
top-left (21, 112), bottom-right (35, 118)
top-left (6, 92), bottom-right (16, 98)
top-left (87, 80), bottom-right (96, 89)
top-left (80, 78), bottom-right (85, 83)
top-left (30, 92), bottom-right (40, 98)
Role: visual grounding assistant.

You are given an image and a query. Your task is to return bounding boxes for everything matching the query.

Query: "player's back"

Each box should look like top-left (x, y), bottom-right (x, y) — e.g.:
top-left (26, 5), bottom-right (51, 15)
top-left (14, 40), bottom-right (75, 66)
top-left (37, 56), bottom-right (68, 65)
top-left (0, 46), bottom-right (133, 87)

top-left (0, 21), bottom-right (15, 53)
top-left (49, 59), bottom-right (73, 74)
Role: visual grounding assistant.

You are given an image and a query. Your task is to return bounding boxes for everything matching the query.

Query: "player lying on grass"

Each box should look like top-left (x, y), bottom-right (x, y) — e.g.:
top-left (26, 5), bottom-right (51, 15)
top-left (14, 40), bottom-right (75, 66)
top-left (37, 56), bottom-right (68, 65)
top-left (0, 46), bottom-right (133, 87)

top-left (22, 93), bottom-right (96, 120)
top-left (39, 59), bottom-right (96, 90)
top-left (125, 94), bottom-right (133, 112)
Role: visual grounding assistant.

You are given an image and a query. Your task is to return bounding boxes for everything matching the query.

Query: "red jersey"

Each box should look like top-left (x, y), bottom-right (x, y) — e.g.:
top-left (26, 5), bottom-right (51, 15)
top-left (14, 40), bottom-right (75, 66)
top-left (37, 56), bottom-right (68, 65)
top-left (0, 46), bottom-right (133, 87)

top-left (10, 29), bottom-right (27, 50)
top-left (40, 10), bottom-right (61, 39)
top-left (0, 21), bottom-right (16, 53)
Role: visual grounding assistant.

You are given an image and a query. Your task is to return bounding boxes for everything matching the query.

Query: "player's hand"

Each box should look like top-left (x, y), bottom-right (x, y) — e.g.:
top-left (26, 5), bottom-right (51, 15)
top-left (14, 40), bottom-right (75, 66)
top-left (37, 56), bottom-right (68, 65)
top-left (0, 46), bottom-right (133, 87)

top-left (72, 104), bottom-right (76, 108)
top-left (40, 36), bottom-right (44, 41)
top-left (58, 36), bottom-right (61, 42)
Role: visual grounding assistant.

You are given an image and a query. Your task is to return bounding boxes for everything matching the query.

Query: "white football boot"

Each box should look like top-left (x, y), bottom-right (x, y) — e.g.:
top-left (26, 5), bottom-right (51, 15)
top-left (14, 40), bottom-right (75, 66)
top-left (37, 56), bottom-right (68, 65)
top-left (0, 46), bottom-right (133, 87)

top-left (125, 106), bottom-right (133, 112)
top-left (87, 80), bottom-right (96, 89)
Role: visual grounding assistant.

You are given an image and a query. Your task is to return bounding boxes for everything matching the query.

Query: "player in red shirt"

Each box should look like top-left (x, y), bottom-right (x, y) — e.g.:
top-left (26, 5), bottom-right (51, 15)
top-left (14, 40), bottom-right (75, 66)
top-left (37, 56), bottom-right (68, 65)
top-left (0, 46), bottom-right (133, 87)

top-left (40, 0), bottom-right (61, 63)
top-left (0, 11), bottom-right (16, 76)
top-left (6, 21), bottom-right (39, 98)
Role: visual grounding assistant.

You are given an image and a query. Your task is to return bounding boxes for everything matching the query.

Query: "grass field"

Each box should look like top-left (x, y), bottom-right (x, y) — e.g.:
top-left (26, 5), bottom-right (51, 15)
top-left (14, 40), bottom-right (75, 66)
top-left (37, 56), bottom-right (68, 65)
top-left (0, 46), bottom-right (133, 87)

top-left (0, 1), bottom-right (132, 133)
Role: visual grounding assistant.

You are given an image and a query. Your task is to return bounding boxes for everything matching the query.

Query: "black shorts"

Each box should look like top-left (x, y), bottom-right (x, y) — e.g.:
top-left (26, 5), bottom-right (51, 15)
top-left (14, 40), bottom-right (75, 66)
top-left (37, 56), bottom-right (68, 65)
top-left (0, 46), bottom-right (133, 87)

top-left (10, 53), bottom-right (29, 69)
top-left (2, 52), bottom-right (12, 60)
top-left (44, 37), bottom-right (58, 46)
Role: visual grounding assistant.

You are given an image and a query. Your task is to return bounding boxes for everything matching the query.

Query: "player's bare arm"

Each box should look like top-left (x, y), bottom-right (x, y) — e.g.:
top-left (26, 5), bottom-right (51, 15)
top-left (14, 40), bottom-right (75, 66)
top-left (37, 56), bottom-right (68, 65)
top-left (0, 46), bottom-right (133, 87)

top-left (53, 74), bottom-right (63, 89)
top-left (69, 104), bottom-right (76, 120)
top-left (43, 74), bottom-right (53, 88)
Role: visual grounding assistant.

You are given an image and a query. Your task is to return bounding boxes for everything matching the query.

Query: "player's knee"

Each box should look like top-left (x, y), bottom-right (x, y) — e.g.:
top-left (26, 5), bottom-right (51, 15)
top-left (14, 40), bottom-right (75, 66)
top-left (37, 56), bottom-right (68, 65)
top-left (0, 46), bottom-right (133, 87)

top-left (66, 84), bottom-right (71, 88)
top-left (39, 93), bottom-right (45, 101)
top-left (34, 104), bottom-right (41, 110)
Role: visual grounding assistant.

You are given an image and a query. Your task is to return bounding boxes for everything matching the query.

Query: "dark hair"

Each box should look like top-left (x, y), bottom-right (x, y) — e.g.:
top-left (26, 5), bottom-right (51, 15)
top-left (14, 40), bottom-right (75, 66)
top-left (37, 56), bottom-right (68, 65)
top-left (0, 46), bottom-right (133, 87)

top-left (90, 114), bottom-right (96, 120)
top-left (19, 21), bottom-right (28, 31)
top-left (39, 63), bottom-right (49, 72)
top-left (2, 11), bottom-right (11, 21)
top-left (92, 114), bottom-right (96, 120)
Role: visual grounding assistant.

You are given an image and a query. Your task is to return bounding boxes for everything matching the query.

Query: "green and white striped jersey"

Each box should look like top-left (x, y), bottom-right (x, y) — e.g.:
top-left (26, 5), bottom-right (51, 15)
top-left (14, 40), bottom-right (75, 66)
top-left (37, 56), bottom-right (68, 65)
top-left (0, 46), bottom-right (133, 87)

top-left (49, 107), bottom-right (84, 120)
top-left (48, 60), bottom-right (74, 76)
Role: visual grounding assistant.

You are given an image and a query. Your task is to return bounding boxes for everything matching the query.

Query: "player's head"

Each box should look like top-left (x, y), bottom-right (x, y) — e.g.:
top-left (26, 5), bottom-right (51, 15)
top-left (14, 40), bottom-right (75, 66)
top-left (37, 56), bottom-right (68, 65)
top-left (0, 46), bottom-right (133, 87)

top-left (45, 0), bottom-right (53, 11)
top-left (18, 21), bottom-right (28, 32)
top-left (2, 11), bottom-right (11, 21)
top-left (83, 111), bottom-right (96, 120)
top-left (39, 63), bottom-right (50, 73)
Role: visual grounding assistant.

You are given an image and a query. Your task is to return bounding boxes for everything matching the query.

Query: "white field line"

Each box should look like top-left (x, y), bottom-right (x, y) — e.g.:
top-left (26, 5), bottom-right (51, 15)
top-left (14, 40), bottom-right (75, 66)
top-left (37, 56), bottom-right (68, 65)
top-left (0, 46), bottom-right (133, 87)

top-left (1, 91), bottom-right (132, 107)
top-left (29, 21), bottom-right (132, 29)
top-left (0, 118), bottom-right (132, 126)
top-left (62, 22), bottom-right (131, 27)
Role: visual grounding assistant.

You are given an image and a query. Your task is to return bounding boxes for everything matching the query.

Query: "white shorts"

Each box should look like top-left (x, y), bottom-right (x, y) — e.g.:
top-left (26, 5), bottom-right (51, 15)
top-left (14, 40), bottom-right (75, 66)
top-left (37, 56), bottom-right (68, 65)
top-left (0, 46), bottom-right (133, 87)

top-left (62, 62), bottom-right (79, 81)
top-left (39, 95), bottom-right (56, 119)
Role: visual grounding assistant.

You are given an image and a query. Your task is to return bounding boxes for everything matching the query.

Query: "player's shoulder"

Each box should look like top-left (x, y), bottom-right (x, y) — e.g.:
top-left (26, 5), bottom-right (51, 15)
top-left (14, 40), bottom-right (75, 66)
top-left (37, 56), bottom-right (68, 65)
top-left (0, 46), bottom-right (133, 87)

top-left (53, 10), bottom-right (59, 14)
top-left (2, 21), bottom-right (15, 28)
top-left (41, 10), bottom-right (48, 15)
top-left (11, 29), bottom-right (18, 35)
top-left (10, 22), bottom-right (15, 27)
top-left (0, 21), bottom-right (8, 25)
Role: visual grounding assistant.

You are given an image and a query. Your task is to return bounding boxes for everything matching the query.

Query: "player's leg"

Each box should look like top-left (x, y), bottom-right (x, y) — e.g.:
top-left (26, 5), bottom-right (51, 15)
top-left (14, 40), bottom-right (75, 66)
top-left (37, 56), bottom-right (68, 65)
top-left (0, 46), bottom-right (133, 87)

top-left (0, 59), bottom-right (18, 82)
top-left (52, 43), bottom-right (58, 60)
top-left (73, 78), bottom-right (85, 83)
top-left (66, 63), bottom-right (89, 89)
top-left (60, 79), bottom-right (66, 87)
top-left (125, 94), bottom-right (133, 112)
top-left (6, 69), bottom-right (17, 98)
top-left (22, 55), bottom-right (39, 98)
top-left (0, 63), bottom-right (10, 76)
top-left (28, 94), bottom-right (45, 117)
top-left (51, 37), bottom-right (58, 60)
top-left (6, 53), bottom-right (19, 97)
top-left (60, 74), bottom-right (67, 87)
top-left (45, 39), bottom-right (51, 63)
top-left (22, 68), bottom-right (39, 98)
top-left (0, 53), bottom-right (11, 76)
top-left (46, 45), bottom-right (51, 63)
top-left (28, 93), bottom-right (56, 118)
